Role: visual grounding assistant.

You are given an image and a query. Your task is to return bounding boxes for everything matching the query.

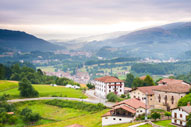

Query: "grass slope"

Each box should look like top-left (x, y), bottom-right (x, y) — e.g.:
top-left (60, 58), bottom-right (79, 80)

top-left (0, 81), bottom-right (86, 99)
top-left (153, 120), bottom-right (175, 127)
top-left (0, 80), bottom-right (18, 91)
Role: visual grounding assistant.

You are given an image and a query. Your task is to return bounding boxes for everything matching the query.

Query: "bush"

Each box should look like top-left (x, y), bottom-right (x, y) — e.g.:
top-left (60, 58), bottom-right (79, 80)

top-left (86, 83), bottom-right (95, 89)
top-left (151, 112), bottom-right (161, 121)
top-left (46, 99), bottom-right (106, 112)
top-left (8, 116), bottom-right (17, 124)
top-left (178, 93), bottom-right (191, 106)
top-left (165, 112), bottom-right (171, 119)
top-left (120, 94), bottom-right (126, 98)
top-left (20, 108), bottom-right (41, 123)
top-left (106, 92), bottom-right (121, 102)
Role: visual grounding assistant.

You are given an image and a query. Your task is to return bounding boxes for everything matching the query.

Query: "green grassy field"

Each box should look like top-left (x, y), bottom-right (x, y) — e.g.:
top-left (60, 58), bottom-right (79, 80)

top-left (139, 124), bottom-right (152, 127)
top-left (153, 120), bottom-right (175, 127)
top-left (37, 66), bottom-right (55, 72)
top-left (0, 80), bottom-right (87, 99)
top-left (0, 80), bottom-right (18, 91)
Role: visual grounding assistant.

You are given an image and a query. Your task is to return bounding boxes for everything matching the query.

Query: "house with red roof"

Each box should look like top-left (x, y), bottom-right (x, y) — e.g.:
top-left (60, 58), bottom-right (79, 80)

top-left (102, 98), bottom-right (149, 126)
top-left (129, 85), bottom-right (161, 108)
top-left (91, 76), bottom-right (124, 98)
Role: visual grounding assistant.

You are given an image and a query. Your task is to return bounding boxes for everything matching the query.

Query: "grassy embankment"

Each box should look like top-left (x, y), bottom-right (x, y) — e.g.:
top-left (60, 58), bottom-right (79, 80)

top-left (0, 80), bottom-right (87, 99)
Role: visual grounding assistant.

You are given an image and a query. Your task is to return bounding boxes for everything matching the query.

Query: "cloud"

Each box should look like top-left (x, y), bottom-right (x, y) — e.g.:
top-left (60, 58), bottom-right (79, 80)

top-left (0, 0), bottom-right (190, 39)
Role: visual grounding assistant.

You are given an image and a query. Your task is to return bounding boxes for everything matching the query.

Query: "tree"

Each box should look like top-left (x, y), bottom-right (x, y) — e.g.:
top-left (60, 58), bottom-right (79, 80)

top-left (86, 83), bottom-right (95, 89)
top-left (187, 113), bottom-right (191, 127)
top-left (20, 108), bottom-right (41, 123)
top-left (106, 92), bottom-right (121, 102)
top-left (178, 93), bottom-right (191, 106)
top-left (132, 77), bottom-right (144, 88)
top-left (151, 112), bottom-right (161, 121)
top-left (125, 73), bottom-right (134, 87)
top-left (143, 75), bottom-right (155, 86)
top-left (18, 78), bottom-right (39, 98)
top-left (165, 112), bottom-right (171, 119)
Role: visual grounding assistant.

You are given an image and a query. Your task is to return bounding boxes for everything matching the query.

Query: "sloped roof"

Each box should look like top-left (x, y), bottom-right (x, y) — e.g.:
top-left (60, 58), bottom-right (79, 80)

top-left (134, 85), bottom-right (161, 95)
top-left (157, 78), bottom-right (184, 85)
top-left (114, 98), bottom-right (147, 109)
top-left (139, 76), bottom-right (147, 80)
top-left (181, 106), bottom-right (191, 114)
top-left (65, 124), bottom-right (84, 127)
top-left (114, 105), bottom-right (136, 114)
top-left (94, 76), bottom-right (124, 83)
top-left (154, 83), bottom-right (190, 93)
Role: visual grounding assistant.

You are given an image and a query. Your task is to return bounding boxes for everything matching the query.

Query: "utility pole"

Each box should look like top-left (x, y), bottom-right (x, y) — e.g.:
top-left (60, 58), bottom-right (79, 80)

top-left (145, 92), bottom-right (148, 121)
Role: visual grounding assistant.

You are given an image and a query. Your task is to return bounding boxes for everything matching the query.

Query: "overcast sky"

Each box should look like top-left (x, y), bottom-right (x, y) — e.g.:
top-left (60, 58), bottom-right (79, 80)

top-left (0, 0), bottom-right (191, 40)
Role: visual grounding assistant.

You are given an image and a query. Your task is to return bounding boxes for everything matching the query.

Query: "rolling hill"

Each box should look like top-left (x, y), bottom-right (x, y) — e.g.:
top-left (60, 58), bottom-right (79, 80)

top-left (82, 22), bottom-right (191, 59)
top-left (0, 29), bottom-right (65, 52)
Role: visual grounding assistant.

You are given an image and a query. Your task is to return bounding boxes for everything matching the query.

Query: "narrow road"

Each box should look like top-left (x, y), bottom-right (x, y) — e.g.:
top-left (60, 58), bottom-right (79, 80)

top-left (7, 90), bottom-right (115, 107)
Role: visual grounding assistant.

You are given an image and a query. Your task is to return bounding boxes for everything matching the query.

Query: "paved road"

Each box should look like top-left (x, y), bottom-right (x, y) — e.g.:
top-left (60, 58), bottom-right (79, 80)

top-left (7, 90), bottom-right (115, 107)
top-left (129, 122), bottom-right (147, 127)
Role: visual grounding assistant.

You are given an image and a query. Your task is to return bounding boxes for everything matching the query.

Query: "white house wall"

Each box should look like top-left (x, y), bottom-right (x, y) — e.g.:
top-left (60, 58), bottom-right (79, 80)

top-left (171, 108), bottom-right (188, 126)
top-left (102, 116), bottom-right (133, 126)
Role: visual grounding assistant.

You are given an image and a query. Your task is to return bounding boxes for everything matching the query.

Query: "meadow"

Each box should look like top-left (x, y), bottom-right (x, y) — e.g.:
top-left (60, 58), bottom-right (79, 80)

top-left (0, 80), bottom-right (87, 99)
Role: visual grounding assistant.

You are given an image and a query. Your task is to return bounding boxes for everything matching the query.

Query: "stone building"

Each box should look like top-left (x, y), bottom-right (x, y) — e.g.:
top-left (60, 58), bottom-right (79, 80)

top-left (153, 83), bottom-right (190, 110)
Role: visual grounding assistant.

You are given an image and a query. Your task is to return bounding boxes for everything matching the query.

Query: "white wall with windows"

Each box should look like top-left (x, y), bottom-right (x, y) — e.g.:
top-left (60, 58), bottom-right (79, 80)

top-left (171, 108), bottom-right (188, 126)
top-left (102, 116), bottom-right (133, 126)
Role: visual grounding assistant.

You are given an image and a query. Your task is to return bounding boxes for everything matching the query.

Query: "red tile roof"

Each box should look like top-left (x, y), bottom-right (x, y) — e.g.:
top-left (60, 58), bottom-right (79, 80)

top-left (157, 78), bottom-right (184, 85)
top-left (114, 105), bottom-right (136, 114)
top-left (139, 76), bottom-right (147, 80)
top-left (135, 85), bottom-right (162, 95)
top-left (154, 83), bottom-right (190, 93)
top-left (102, 111), bottom-right (112, 117)
top-left (65, 124), bottom-right (84, 127)
top-left (94, 76), bottom-right (124, 83)
top-left (114, 98), bottom-right (147, 109)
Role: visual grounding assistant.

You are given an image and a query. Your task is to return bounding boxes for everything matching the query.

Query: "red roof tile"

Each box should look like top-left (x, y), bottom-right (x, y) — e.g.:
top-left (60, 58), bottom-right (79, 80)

top-left (114, 98), bottom-right (147, 109)
top-left (94, 76), bottom-right (124, 83)
top-left (114, 105), bottom-right (136, 114)
top-left (136, 85), bottom-right (162, 95)
top-left (157, 78), bottom-right (184, 85)
top-left (154, 83), bottom-right (190, 93)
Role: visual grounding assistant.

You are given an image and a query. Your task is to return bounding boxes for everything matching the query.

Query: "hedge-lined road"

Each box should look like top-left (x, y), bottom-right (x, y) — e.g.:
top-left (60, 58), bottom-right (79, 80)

top-left (7, 90), bottom-right (115, 107)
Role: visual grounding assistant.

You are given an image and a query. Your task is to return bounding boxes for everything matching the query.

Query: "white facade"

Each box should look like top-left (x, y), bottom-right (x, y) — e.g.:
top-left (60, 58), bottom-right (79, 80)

top-left (171, 108), bottom-right (188, 126)
top-left (102, 116), bottom-right (133, 126)
top-left (91, 80), bottom-right (124, 98)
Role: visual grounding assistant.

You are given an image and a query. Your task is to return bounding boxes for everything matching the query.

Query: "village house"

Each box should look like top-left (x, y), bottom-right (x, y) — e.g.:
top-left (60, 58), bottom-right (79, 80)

top-left (91, 76), bottom-right (124, 98)
top-left (171, 102), bottom-right (191, 126)
top-left (153, 83), bottom-right (190, 111)
top-left (102, 98), bottom-right (149, 126)
top-left (129, 85), bottom-right (161, 108)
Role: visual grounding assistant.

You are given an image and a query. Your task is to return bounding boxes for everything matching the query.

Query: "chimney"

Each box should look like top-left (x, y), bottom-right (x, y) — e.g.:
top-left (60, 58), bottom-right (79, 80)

top-left (187, 102), bottom-right (190, 106)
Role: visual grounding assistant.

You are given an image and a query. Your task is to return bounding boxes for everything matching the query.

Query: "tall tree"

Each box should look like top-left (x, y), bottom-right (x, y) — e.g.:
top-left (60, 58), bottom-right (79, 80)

top-left (132, 77), bottom-right (144, 88)
top-left (125, 73), bottom-right (134, 87)
top-left (18, 78), bottom-right (39, 98)
top-left (143, 75), bottom-right (155, 86)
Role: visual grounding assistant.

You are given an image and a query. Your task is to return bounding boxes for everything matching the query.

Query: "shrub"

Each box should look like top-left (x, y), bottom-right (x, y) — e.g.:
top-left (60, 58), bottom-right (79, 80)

top-left (46, 99), bottom-right (106, 112)
top-left (20, 108), bottom-right (41, 123)
top-left (165, 112), bottom-right (171, 119)
top-left (8, 116), bottom-right (17, 124)
top-left (120, 94), bottom-right (126, 98)
top-left (86, 83), bottom-right (95, 89)
top-left (106, 92), bottom-right (121, 102)
top-left (151, 112), bottom-right (161, 121)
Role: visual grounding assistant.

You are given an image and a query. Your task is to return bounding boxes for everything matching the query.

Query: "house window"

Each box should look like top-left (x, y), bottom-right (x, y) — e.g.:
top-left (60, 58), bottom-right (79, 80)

top-left (120, 89), bottom-right (122, 92)
top-left (171, 96), bottom-right (174, 104)
top-left (119, 118), bottom-right (122, 121)
top-left (180, 114), bottom-right (182, 118)
top-left (113, 118), bottom-right (116, 120)
top-left (158, 95), bottom-right (161, 103)
top-left (174, 113), bottom-right (177, 118)
top-left (164, 95), bottom-right (168, 104)
top-left (105, 117), bottom-right (108, 119)
top-left (140, 110), bottom-right (142, 112)
top-left (109, 90), bottom-right (111, 92)
top-left (175, 120), bottom-right (177, 123)
top-left (109, 86), bottom-right (111, 88)
top-left (180, 121), bottom-right (182, 125)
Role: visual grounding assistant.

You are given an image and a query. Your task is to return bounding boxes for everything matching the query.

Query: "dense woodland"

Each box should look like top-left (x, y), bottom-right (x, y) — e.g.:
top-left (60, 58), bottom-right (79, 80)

top-left (0, 63), bottom-right (79, 86)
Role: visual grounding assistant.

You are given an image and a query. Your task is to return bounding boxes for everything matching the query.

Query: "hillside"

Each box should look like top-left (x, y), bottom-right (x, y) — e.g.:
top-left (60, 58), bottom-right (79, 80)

top-left (82, 22), bottom-right (191, 59)
top-left (0, 29), bottom-right (65, 52)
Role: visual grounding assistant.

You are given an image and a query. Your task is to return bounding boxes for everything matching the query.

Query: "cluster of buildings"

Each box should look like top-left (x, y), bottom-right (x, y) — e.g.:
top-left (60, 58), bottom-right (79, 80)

top-left (91, 76), bottom-right (191, 126)
top-left (44, 70), bottom-right (90, 84)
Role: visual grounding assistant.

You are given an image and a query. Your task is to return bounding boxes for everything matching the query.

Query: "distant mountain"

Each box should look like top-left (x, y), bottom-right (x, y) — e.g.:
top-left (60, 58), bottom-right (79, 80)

top-left (82, 22), bottom-right (191, 59)
top-left (0, 29), bottom-right (65, 52)
top-left (52, 31), bottom-right (130, 50)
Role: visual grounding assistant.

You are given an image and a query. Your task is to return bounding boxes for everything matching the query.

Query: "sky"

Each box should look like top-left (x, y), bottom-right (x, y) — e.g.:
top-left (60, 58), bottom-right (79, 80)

top-left (0, 0), bottom-right (191, 40)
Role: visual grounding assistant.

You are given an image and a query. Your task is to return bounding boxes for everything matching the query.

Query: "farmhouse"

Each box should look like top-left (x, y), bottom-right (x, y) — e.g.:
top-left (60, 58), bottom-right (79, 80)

top-left (102, 98), bottom-right (149, 126)
top-left (91, 76), bottom-right (124, 98)
top-left (171, 103), bottom-right (191, 126)
top-left (153, 83), bottom-right (190, 110)
top-left (129, 85), bottom-right (161, 108)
